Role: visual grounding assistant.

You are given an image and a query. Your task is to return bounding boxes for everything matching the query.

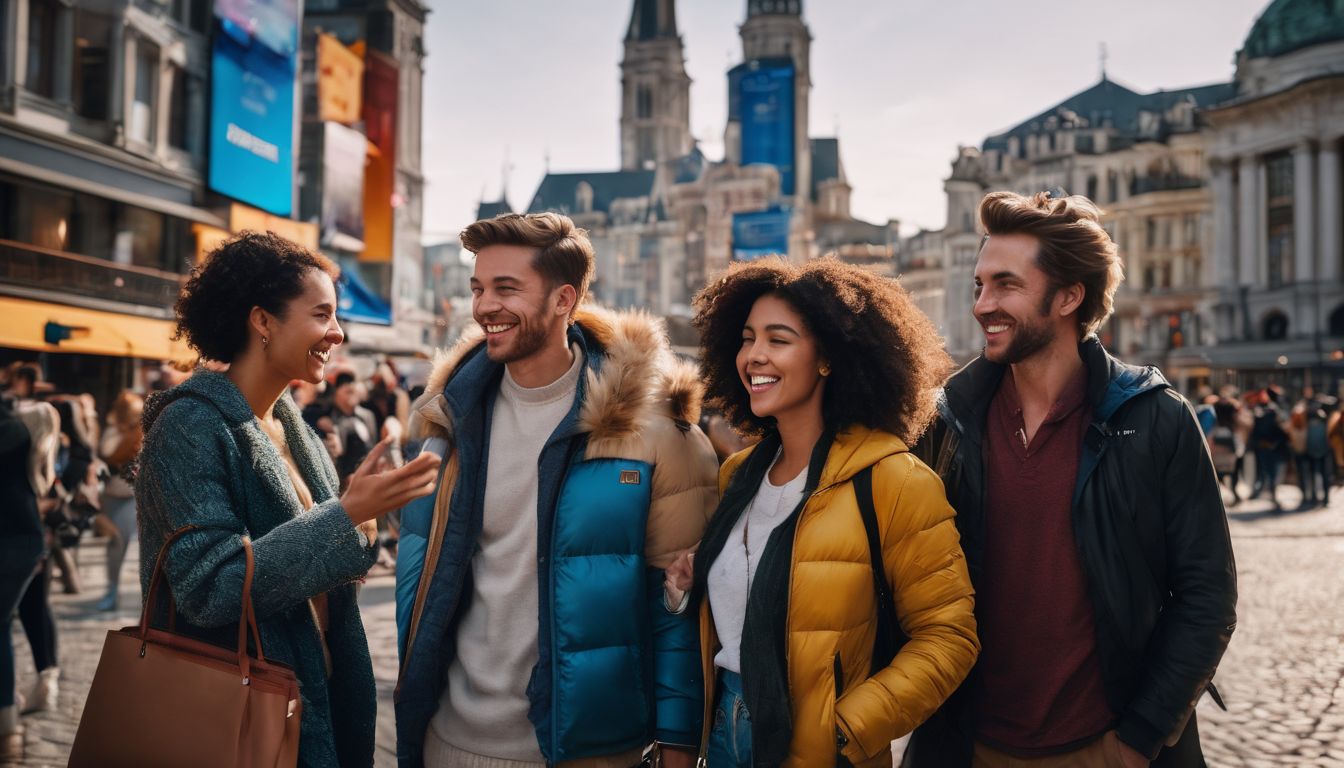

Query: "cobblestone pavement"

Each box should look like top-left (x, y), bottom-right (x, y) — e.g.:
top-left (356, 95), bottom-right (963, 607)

top-left (6, 480), bottom-right (1343, 766)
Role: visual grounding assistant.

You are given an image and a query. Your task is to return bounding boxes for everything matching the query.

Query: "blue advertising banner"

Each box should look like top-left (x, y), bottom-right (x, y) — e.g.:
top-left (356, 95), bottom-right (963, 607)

top-left (207, 17), bottom-right (296, 216)
top-left (732, 207), bottom-right (792, 261)
top-left (739, 61), bottom-right (795, 196)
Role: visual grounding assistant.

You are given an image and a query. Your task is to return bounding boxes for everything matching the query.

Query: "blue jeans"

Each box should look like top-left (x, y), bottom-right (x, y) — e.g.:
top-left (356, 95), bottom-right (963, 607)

top-left (706, 670), bottom-right (752, 768)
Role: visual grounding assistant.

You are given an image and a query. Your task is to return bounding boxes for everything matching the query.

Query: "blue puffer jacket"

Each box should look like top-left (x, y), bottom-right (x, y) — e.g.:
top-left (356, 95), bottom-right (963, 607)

top-left (394, 308), bottom-right (719, 767)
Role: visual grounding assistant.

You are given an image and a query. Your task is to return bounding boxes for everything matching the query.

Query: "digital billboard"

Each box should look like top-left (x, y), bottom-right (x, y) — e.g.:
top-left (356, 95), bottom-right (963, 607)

top-left (207, 16), bottom-right (297, 216)
top-left (360, 51), bottom-right (398, 263)
top-left (321, 122), bottom-right (366, 252)
top-left (213, 0), bottom-right (299, 58)
top-left (732, 207), bottom-right (792, 261)
top-left (739, 61), bottom-right (795, 196)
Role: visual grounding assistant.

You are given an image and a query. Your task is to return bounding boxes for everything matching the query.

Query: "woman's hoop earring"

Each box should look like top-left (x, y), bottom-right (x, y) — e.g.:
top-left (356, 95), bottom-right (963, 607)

top-left (261, 336), bottom-right (269, 347)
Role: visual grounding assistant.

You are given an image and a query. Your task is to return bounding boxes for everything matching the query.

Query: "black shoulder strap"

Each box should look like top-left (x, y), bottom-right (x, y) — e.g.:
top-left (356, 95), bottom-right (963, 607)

top-left (853, 466), bottom-right (906, 674)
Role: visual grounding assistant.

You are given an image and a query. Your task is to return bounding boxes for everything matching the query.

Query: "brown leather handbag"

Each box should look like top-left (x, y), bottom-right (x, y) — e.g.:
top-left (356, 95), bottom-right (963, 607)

top-left (69, 526), bottom-right (302, 768)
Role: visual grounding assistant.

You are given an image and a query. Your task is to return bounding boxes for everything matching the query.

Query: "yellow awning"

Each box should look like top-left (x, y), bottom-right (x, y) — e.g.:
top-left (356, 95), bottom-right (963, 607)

top-left (0, 297), bottom-right (194, 362)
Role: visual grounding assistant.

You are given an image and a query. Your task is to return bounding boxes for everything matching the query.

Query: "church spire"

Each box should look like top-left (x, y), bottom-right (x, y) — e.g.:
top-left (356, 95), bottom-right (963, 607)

top-left (747, 0), bottom-right (801, 17)
top-left (626, 0), bottom-right (678, 41)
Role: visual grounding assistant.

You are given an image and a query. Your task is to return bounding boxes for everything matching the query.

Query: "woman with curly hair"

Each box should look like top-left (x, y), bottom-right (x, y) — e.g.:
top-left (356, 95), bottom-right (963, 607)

top-left (135, 231), bottom-right (441, 767)
top-left (671, 256), bottom-right (980, 767)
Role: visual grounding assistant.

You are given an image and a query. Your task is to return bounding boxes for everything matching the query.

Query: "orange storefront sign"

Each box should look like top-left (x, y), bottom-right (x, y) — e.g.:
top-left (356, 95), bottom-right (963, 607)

top-left (229, 203), bottom-right (319, 250)
top-left (360, 51), bottom-right (397, 263)
top-left (318, 34), bottom-right (364, 125)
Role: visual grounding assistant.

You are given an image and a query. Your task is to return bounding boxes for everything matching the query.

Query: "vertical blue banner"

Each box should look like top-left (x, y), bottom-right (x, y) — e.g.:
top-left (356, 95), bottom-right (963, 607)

top-left (739, 62), bottom-right (795, 196)
top-left (208, 16), bottom-right (296, 216)
top-left (732, 207), bottom-right (792, 261)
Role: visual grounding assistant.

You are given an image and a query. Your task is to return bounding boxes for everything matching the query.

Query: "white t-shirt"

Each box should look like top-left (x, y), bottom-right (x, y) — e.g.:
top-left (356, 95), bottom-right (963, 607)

top-left (707, 456), bottom-right (808, 674)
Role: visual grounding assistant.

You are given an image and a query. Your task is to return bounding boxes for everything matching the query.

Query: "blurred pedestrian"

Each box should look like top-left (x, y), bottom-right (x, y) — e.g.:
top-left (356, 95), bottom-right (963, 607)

top-left (136, 231), bottom-right (440, 766)
top-left (1288, 401), bottom-right (1309, 504)
top-left (1210, 398), bottom-right (1243, 503)
top-left (1304, 402), bottom-right (1332, 507)
top-left (0, 393), bottom-right (58, 761)
top-left (95, 390), bottom-right (143, 611)
top-left (680, 256), bottom-right (977, 766)
top-left (912, 191), bottom-right (1235, 766)
top-left (330, 371), bottom-right (380, 487)
top-left (1329, 400), bottom-right (1344, 483)
top-left (1250, 389), bottom-right (1288, 510)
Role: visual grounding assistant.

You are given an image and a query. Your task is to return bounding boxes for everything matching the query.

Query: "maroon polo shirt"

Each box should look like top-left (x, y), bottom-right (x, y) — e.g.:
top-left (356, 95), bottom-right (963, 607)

top-left (974, 366), bottom-right (1115, 756)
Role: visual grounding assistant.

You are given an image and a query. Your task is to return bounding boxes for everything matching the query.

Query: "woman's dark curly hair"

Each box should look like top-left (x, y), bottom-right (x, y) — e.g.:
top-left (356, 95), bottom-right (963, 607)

top-left (173, 231), bottom-right (339, 363)
top-left (692, 256), bottom-right (952, 445)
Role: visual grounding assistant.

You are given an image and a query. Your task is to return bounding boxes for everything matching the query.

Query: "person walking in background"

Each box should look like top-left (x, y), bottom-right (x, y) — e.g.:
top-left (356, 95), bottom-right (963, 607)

top-left (330, 371), bottom-right (380, 487)
top-left (1288, 401), bottom-right (1310, 507)
top-left (395, 212), bottom-right (718, 768)
top-left (95, 390), bottom-right (144, 611)
top-left (0, 392), bottom-right (58, 761)
top-left (1250, 389), bottom-right (1288, 511)
top-left (2, 365), bottom-right (64, 715)
top-left (913, 191), bottom-right (1236, 767)
top-left (1210, 398), bottom-right (1244, 504)
top-left (1303, 401), bottom-right (1332, 508)
top-left (136, 231), bottom-right (441, 767)
top-left (674, 257), bottom-right (978, 767)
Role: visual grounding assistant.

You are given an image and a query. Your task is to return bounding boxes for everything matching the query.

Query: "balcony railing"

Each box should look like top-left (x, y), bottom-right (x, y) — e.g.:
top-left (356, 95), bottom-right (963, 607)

top-left (0, 238), bottom-right (186, 310)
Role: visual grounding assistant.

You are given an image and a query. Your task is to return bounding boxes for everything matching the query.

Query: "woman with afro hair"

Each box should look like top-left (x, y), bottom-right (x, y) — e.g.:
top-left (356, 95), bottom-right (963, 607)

top-left (670, 256), bottom-right (980, 767)
top-left (134, 231), bottom-right (441, 766)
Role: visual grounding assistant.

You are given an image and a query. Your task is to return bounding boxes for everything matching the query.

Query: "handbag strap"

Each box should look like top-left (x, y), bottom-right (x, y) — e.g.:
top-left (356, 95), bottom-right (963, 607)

top-left (139, 526), bottom-right (268, 679)
top-left (853, 466), bottom-right (906, 673)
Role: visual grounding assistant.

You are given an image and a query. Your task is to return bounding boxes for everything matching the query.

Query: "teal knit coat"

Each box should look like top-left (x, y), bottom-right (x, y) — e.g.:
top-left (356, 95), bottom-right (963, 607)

top-left (135, 370), bottom-right (378, 767)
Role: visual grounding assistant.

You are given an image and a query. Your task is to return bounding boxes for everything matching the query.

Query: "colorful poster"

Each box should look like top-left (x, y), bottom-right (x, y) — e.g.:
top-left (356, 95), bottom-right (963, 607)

top-left (213, 0), bottom-right (299, 58)
top-left (739, 61), bottom-right (795, 196)
top-left (317, 33), bottom-right (363, 124)
top-left (360, 52), bottom-right (398, 263)
top-left (321, 122), bottom-right (367, 252)
top-left (732, 207), bottom-right (791, 261)
top-left (207, 20), bottom-right (296, 216)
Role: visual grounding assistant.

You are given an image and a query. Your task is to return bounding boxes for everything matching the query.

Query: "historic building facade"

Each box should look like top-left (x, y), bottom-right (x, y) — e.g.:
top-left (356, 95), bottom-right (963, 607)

top-left (522, 0), bottom-right (897, 316)
top-left (1173, 0), bottom-right (1344, 393)
top-left (920, 0), bottom-right (1343, 392)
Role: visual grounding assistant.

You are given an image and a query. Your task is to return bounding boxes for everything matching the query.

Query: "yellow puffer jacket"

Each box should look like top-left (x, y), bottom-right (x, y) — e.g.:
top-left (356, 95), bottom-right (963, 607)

top-left (698, 426), bottom-right (979, 767)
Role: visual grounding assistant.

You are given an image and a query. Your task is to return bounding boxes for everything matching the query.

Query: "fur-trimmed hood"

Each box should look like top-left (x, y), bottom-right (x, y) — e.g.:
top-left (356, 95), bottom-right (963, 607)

top-left (410, 306), bottom-right (704, 452)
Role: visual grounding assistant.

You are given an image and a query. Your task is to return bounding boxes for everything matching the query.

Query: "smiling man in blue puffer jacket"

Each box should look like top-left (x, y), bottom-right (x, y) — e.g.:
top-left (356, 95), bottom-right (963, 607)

top-left (394, 212), bottom-right (718, 768)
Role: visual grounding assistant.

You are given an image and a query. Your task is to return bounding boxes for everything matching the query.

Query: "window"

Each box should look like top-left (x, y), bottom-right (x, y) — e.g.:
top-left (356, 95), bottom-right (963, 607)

top-left (171, 0), bottom-right (212, 34)
top-left (1266, 152), bottom-right (1294, 288)
top-left (1146, 218), bottom-right (1157, 249)
top-left (168, 67), bottom-right (189, 149)
top-left (25, 0), bottom-right (58, 98)
top-left (1262, 310), bottom-right (1289, 341)
top-left (129, 39), bottom-right (160, 145)
top-left (72, 10), bottom-right (112, 120)
top-left (1184, 213), bottom-right (1199, 246)
top-left (636, 85), bottom-right (653, 120)
top-left (1086, 175), bottom-right (1098, 200)
top-left (1106, 171), bottom-right (1118, 203)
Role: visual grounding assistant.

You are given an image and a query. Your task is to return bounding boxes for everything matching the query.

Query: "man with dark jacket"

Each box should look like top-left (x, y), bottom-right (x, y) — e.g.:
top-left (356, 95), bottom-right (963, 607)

top-left (911, 191), bottom-right (1237, 767)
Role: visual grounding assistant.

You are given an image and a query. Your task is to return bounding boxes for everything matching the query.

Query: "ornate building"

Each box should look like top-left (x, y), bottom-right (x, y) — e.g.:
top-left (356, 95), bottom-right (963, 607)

top-left (523, 0), bottom-right (896, 316)
top-left (921, 74), bottom-right (1236, 379)
top-left (1173, 0), bottom-right (1344, 393)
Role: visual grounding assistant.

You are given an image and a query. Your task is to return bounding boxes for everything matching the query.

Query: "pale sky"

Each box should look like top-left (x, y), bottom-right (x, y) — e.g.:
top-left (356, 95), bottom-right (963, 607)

top-left (420, 0), bottom-right (1270, 243)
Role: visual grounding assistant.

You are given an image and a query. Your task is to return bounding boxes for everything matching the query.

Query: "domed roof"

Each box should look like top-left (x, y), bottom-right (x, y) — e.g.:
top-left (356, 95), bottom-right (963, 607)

top-left (1241, 0), bottom-right (1344, 59)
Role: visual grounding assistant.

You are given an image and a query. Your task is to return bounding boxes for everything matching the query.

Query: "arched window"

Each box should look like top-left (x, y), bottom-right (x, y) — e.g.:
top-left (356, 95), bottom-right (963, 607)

top-left (1261, 310), bottom-right (1289, 341)
top-left (1329, 305), bottom-right (1344, 338)
top-left (636, 86), bottom-right (653, 120)
top-left (575, 181), bottom-right (594, 214)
